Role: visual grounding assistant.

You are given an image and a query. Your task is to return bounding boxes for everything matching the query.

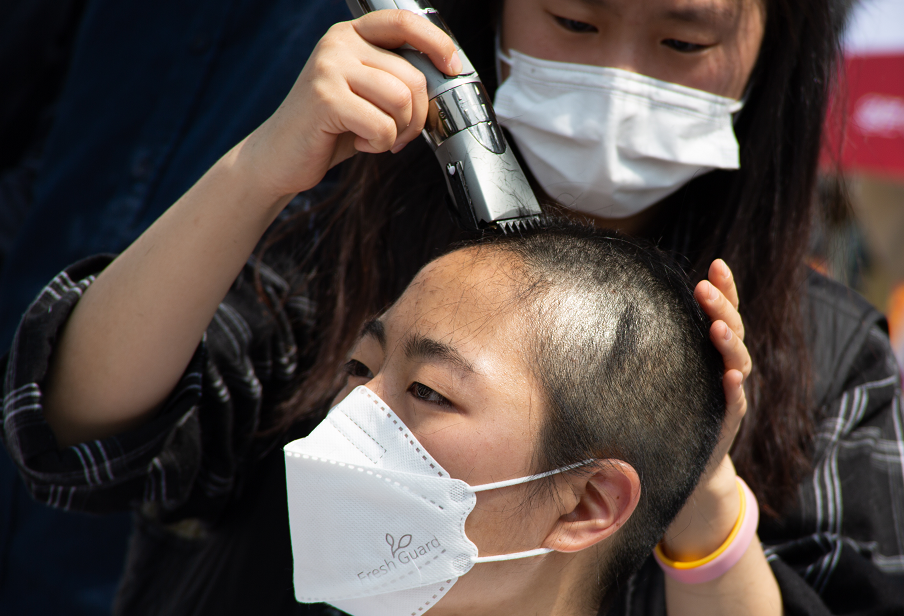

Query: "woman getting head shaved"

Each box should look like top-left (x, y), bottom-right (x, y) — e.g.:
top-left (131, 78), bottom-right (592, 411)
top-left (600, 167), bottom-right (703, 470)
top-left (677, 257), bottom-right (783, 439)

top-left (284, 224), bottom-right (725, 614)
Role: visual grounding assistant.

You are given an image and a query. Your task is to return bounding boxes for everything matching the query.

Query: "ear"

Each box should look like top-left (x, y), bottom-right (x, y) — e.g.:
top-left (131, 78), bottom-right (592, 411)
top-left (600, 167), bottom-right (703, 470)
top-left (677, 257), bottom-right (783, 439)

top-left (541, 461), bottom-right (641, 553)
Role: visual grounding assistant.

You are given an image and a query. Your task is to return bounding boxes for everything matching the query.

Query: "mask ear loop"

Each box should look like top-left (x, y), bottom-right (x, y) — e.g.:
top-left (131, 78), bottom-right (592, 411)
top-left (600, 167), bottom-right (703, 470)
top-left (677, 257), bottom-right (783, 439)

top-left (473, 548), bottom-right (553, 563)
top-left (467, 459), bottom-right (594, 493)
top-left (466, 459), bottom-right (596, 564)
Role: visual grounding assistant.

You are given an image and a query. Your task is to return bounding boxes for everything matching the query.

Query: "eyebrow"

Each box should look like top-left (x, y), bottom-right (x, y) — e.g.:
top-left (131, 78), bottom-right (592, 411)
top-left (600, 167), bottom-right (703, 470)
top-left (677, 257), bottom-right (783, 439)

top-left (361, 318), bottom-right (386, 349)
top-left (361, 318), bottom-right (476, 376)
top-left (663, 2), bottom-right (736, 26)
top-left (403, 333), bottom-right (476, 377)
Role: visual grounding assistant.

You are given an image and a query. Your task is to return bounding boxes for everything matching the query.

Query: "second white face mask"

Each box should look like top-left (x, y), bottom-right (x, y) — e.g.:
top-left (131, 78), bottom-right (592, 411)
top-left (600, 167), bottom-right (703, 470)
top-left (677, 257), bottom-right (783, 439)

top-left (494, 49), bottom-right (743, 219)
top-left (284, 386), bottom-right (586, 616)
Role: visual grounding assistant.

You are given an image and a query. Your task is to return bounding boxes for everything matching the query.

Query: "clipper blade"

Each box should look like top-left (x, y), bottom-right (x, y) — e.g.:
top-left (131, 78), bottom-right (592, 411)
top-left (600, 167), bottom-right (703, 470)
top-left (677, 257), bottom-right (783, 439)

top-left (496, 215), bottom-right (541, 235)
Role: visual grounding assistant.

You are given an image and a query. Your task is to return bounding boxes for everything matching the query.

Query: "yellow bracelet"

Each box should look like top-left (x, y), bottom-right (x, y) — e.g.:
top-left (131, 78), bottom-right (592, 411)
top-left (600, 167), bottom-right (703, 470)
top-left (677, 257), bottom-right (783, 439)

top-left (654, 479), bottom-right (746, 569)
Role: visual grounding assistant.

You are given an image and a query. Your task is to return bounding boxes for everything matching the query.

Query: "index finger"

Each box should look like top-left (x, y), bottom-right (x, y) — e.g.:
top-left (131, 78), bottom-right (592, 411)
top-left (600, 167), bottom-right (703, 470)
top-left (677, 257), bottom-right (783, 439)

top-left (709, 259), bottom-right (739, 311)
top-left (352, 10), bottom-right (462, 76)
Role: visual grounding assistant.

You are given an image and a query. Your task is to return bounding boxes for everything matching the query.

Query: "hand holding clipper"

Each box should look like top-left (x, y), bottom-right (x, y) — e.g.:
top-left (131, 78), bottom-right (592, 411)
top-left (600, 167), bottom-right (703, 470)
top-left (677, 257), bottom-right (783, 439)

top-left (345, 0), bottom-right (542, 232)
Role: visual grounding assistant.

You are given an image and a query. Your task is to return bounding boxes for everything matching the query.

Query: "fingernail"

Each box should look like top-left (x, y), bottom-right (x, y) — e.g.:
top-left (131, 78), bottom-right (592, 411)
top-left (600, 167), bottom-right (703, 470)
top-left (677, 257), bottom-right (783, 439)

top-left (719, 260), bottom-right (730, 279)
top-left (449, 50), bottom-right (462, 74)
top-left (709, 284), bottom-right (718, 301)
top-left (390, 142), bottom-right (405, 154)
top-left (723, 326), bottom-right (732, 341)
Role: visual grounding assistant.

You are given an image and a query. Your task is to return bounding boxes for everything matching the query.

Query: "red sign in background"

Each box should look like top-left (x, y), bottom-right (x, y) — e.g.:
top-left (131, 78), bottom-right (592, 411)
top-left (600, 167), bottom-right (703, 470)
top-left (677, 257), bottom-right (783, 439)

top-left (824, 53), bottom-right (904, 179)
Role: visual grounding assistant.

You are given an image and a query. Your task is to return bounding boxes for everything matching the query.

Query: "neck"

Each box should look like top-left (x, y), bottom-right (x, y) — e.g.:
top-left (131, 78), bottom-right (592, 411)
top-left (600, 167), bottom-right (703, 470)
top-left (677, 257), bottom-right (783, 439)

top-left (431, 551), bottom-right (602, 616)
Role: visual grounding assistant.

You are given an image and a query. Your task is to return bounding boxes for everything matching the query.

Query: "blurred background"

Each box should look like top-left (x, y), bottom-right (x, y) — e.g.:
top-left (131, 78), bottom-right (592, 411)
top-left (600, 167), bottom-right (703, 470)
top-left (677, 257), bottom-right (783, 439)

top-left (816, 0), bottom-right (904, 369)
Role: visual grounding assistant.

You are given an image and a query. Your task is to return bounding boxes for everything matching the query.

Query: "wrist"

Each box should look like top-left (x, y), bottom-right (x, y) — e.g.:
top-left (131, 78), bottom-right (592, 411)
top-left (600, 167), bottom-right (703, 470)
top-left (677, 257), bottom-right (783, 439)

top-left (215, 138), bottom-right (297, 221)
top-left (655, 477), bottom-right (760, 585)
top-left (662, 463), bottom-right (740, 560)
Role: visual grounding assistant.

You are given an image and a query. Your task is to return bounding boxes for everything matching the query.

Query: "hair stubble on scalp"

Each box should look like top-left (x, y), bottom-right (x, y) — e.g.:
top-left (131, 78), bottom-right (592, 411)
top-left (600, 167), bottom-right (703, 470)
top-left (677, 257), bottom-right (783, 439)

top-left (454, 222), bottom-right (726, 609)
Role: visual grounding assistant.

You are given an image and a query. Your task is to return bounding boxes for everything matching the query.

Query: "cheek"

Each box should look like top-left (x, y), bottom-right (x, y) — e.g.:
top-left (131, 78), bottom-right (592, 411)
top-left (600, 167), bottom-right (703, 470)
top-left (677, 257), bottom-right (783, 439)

top-left (414, 423), bottom-right (545, 554)
top-left (718, 1), bottom-right (766, 98)
top-left (669, 46), bottom-right (756, 100)
top-left (413, 419), bottom-right (483, 479)
top-left (414, 413), bottom-right (535, 489)
top-left (464, 489), bottom-right (529, 553)
top-left (463, 484), bottom-right (563, 561)
top-left (411, 375), bottom-right (542, 489)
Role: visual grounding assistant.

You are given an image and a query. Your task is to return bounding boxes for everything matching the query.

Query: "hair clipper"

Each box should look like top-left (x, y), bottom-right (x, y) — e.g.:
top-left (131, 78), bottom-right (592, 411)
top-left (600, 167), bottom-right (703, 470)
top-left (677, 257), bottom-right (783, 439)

top-left (344, 0), bottom-right (542, 232)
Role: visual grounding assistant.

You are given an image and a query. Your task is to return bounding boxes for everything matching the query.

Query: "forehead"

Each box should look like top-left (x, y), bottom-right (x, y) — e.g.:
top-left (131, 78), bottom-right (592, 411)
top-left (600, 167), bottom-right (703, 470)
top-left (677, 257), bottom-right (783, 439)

top-left (384, 249), bottom-right (526, 353)
top-left (522, 0), bottom-right (745, 19)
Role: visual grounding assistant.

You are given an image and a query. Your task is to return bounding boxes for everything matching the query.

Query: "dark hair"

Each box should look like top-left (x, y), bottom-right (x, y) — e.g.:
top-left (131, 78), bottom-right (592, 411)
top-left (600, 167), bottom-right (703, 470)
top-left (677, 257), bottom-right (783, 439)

top-left (262, 0), bottom-right (850, 516)
top-left (458, 223), bottom-right (725, 608)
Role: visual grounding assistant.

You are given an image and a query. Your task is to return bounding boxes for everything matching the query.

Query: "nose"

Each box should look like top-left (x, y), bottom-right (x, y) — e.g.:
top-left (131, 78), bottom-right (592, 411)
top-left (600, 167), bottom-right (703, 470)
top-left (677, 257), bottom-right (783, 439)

top-left (591, 28), bottom-right (647, 75)
top-left (330, 374), bottom-right (383, 409)
top-left (361, 374), bottom-right (391, 407)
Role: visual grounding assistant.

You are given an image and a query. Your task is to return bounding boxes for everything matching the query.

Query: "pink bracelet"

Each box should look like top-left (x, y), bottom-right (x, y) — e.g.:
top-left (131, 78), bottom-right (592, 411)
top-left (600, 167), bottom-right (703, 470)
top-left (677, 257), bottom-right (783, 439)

top-left (653, 476), bottom-right (759, 584)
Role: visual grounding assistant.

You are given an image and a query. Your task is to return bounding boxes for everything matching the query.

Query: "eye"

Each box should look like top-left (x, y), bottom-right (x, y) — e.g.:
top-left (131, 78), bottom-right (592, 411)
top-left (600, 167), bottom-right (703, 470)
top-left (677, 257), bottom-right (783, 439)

top-left (344, 359), bottom-right (374, 380)
top-left (408, 382), bottom-right (452, 408)
top-left (662, 39), bottom-right (708, 53)
top-left (554, 16), bottom-right (598, 33)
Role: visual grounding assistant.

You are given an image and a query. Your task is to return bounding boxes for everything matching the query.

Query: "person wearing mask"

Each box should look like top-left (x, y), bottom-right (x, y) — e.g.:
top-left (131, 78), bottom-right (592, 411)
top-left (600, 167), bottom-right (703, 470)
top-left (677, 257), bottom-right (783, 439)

top-left (3, 0), bottom-right (902, 614)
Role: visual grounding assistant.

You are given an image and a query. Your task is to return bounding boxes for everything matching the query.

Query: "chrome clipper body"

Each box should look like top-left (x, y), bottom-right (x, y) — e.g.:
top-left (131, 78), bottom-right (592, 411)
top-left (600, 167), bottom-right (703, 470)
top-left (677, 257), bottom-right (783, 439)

top-left (344, 0), bottom-right (542, 232)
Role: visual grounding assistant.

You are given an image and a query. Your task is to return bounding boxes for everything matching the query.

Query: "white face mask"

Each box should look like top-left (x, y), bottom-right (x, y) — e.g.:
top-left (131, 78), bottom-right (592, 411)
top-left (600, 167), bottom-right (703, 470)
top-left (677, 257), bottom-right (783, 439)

top-left (494, 48), bottom-right (743, 219)
top-left (284, 386), bottom-right (586, 616)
